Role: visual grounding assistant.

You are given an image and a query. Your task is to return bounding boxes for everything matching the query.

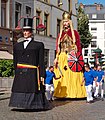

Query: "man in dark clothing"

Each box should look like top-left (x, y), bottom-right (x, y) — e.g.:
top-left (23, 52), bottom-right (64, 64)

top-left (9, 18), bottom-right (51, 110)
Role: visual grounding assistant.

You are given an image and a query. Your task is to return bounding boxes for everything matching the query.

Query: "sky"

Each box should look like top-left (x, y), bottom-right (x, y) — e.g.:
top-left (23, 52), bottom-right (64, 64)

top-left (78, 0), bottom-right (105, 5)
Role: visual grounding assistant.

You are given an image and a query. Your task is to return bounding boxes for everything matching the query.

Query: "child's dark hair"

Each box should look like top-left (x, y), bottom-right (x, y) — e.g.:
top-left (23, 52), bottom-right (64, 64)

top-left (84, 63), bottom-right (90, 68)
top-left (49, 66), bottom-right (54, 69)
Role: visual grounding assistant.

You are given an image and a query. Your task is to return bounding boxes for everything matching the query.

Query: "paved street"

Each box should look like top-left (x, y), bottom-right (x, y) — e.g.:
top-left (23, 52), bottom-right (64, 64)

top-left (0, 92), bottom-right (105, 120)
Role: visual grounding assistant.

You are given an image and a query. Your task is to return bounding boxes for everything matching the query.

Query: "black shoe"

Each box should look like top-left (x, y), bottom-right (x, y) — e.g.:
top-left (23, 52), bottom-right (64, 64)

top-left (86, 101), bottom-right (91, 104)
top-left (86, 100), bottom-right (94, 104)
top-left (101, 98), bottom-right (104, 101)
top-left (90, 100), bottom-right (94, 103)
top-left (94, 96), bottom-right (99, 99)
top-left (50, 98), bottom-right (54, 102)
top-left (48, 100), bottom-right (51, 102)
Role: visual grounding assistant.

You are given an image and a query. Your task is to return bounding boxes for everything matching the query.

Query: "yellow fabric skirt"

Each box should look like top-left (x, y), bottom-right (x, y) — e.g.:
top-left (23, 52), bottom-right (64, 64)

top-left (54, 52), bottom-right (86, 98)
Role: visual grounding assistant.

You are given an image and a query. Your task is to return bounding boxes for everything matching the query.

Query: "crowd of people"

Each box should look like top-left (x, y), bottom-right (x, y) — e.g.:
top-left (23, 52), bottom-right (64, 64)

top-left (82, 63), bottom-right (105, 104)
top-left (45, 64), bottom-right (105, 104)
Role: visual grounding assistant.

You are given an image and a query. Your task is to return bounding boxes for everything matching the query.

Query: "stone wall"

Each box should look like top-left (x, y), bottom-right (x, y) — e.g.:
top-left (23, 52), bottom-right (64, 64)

top-left (0, 77), bottom-right (13, 88)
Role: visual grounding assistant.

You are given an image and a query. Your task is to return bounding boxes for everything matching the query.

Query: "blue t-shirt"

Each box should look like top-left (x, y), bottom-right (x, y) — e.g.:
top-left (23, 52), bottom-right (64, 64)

top-left (45, 70), bottom-right (55, 85)
top-left (84, 69), bottom-right (97, 86)
top-left (92, 69), bottom-right (98, 78)
top-left (96, 70), bottom-right (104, 83)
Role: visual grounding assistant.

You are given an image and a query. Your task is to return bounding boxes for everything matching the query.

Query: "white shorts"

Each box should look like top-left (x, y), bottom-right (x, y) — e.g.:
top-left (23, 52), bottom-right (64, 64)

top-left (45, 84), bottom-right (54, 92)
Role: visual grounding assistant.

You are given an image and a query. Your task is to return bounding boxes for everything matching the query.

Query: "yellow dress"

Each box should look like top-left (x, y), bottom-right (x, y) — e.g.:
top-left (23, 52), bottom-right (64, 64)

top-left (54, 52), bottom-right (86, 98)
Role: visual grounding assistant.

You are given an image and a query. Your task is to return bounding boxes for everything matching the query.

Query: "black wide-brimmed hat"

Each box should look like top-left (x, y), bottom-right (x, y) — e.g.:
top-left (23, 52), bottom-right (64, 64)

top-left (23, 18), bottom-right (33, 30)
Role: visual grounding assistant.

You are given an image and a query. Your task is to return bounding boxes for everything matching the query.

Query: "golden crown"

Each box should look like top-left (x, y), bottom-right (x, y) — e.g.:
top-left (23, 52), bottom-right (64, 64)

top-left (62, 11), bottom-right (72, 20)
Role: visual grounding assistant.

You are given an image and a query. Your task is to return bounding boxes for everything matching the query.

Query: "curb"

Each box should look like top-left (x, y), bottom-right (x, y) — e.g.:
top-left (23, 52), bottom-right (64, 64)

top-left (0, 88), bottom-right (11, 100)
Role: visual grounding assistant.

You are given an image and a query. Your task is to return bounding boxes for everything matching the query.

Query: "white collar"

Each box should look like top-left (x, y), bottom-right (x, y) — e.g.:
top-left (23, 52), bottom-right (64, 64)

top-left (23, 38), bottom-right (32, 44)
top-left (23, 37), bottom-right (32, 49)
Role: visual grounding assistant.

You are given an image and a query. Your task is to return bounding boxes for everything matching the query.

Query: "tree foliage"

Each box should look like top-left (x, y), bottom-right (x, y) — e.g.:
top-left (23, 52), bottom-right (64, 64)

top-left (0, 60), bottom-right (14, 77)
top-left (77, 6), bottom-right (92, 48)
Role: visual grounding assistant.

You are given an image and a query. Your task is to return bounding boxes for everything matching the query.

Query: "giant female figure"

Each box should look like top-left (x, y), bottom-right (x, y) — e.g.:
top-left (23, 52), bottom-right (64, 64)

top-left (54, 12), bottom-right (86, 98)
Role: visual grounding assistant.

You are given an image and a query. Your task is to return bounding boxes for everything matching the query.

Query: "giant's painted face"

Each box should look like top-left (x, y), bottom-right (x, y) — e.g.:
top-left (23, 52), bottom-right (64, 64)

top-left (63, 20), bottom-right (70, 31)
top-left (23, 29), bottom-right (32, 39)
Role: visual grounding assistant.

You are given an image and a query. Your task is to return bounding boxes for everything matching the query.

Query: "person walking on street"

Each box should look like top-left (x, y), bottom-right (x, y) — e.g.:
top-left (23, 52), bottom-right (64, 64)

top-left (94, 65), bottom-right (105, 101)
top-left (45, 66), bottom-right (61, 101)
top-left (92, 65), bottom-right (98, 98)
top-left (81, 63), bottom-right (97, 103)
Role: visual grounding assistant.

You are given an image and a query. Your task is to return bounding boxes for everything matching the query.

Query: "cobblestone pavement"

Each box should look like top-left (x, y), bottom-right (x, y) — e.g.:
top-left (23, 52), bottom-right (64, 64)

top-left (0, 93), bottom-right (105, 120)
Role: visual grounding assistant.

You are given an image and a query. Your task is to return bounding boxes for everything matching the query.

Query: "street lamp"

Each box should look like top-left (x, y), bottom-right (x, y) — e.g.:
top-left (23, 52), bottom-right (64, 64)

top-left (13, 16), bottom-right (46, 43)
top-left (15, 16), bottom-right (46, 32)
top-left (33, 16), bottom-right (46, 32)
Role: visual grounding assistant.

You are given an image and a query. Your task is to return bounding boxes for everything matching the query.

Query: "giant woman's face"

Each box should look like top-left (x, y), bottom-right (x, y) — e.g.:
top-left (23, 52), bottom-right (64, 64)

top-left (63, 20), bottom-right (70, 31)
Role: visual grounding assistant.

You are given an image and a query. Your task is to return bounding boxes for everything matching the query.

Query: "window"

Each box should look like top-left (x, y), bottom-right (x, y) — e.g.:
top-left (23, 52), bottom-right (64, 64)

top-left (92, 36), bottom-right (97, 39)
top-left (5, 37), bottom-right (8, 42)
top-left (44, 13), bottom-right (48, 36)
top-left (44, 0), bottom-right (48, 2)
top-left (92, 14), bottom-right (97, 19)
top-left (68, 0), bottom-right (70, 11)
top-left (91, 41), bottom-right (97, 47)
top-left (1, 0), bottom-right (6, 27)
top-left (91, 27), bottom-right (97, 31)
top-left (84, 49), bottom-right (88, 56)
top-left (26, 6), bottom-right (31, 17)
top-left (36, 11), bottom-right (41, 34)
top-left (44, 49), bottom-right (49, 68)
top-left (55, 50), bottom-right (56, 59)
top-left (57, 19), bottom-right (61, 36)
top-left (15, 2), bottom-right (21, 27)
top-left (0, 36), bottom-right (2, 42)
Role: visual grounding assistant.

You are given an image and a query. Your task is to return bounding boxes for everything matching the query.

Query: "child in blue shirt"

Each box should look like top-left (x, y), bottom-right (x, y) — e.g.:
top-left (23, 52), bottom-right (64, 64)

top-left (45, 66), bottom-right (61, 101)
top-left (92, 65), bottom-right (98, 98)
top-left (94, 65), bottom-right (104, 101)
top-left (81, 63), bottom-right (97, 103)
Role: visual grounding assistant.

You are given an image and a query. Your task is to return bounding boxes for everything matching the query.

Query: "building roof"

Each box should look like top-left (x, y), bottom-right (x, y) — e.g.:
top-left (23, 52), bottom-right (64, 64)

top-left (0, 51), bottom-right (13, 60)
top-left (83, 4), bottom-right (105, 13)
top-left (82, 4), bottom-right (105, 20)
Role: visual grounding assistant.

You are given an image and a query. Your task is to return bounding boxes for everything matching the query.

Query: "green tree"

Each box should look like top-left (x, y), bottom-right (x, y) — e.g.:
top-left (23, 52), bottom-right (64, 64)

top-left (77, 6), bottom-right (92, 48)
top-left (0, 60), bottom-right (14, 77)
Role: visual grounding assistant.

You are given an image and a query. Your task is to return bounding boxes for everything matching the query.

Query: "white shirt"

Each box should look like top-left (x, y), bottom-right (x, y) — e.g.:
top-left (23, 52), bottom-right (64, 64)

top-left (24, 38), bottom-right (32, 49)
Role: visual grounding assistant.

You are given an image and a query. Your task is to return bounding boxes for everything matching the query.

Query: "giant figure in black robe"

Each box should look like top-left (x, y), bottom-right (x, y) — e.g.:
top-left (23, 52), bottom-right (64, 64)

top-left (9, 18), bottom-right (51, 110)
